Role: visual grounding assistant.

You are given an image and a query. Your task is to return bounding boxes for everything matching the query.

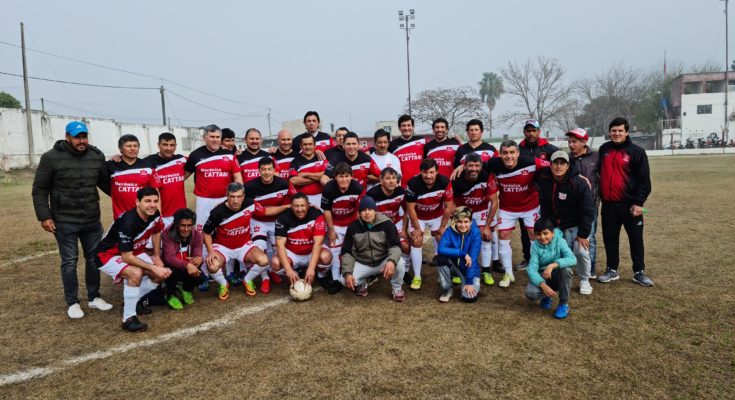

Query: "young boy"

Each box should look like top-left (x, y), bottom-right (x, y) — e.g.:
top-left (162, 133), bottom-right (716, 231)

top-left (436, 207), bottom-right (481, 303)
top-left (524, 219), bottom-right (577, 319)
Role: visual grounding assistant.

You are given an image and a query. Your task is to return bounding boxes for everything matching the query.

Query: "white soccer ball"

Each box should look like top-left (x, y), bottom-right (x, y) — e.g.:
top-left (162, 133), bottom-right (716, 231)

top-left (289, 279), bottom-right (313, 301)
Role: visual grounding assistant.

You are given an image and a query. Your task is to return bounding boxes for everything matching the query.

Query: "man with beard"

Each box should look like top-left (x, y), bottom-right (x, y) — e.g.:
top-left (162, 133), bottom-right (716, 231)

top-left (424, 117), bottom-right (461, 178)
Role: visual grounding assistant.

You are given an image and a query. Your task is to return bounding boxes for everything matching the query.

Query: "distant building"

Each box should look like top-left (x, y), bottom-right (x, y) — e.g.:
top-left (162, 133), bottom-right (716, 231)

top-left (670, 72), bottom-right (735, 144)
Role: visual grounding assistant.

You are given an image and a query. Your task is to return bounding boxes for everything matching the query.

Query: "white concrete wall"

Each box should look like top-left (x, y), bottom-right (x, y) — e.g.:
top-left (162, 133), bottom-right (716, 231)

top-left (680, 92), bottom-right (735, 141)
top-left (0, 107), bottom-right (203, 171)
top-left (646, 148), bottom-right (735, 157)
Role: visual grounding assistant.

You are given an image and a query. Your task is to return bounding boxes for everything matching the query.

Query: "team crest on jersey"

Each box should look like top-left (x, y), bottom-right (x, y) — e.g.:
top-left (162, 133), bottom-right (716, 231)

top-left (622, 154), bottom-right (630, 163)
top-left (540, 154), bottom-right (548, 159)
top-left (521, 170), bottom-right (529, 175)
top-left (558, 192), bottom-right (567, 200)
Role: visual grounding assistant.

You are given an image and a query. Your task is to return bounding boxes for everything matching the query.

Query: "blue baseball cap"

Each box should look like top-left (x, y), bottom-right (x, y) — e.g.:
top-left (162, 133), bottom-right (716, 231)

top-left (65, 121), bottom-right (88, 137)
top-left (359, 196), bottom-right (377, 211)
top-left (523, 119), bottom-right (540, 129)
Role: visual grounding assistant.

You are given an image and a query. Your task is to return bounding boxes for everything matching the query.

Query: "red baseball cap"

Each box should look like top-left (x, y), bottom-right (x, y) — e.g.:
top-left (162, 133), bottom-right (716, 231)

top-left (565, 128), bottom-right (588, 141)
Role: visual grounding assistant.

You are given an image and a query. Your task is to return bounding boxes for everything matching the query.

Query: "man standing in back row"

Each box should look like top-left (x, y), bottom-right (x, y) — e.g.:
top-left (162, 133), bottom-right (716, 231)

top-left (389, 114), bottom-right (425, 189)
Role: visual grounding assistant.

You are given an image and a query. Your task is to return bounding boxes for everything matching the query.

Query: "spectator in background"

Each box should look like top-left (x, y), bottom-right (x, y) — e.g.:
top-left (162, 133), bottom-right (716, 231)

top-left (161, 208), bottom-right (202, 310)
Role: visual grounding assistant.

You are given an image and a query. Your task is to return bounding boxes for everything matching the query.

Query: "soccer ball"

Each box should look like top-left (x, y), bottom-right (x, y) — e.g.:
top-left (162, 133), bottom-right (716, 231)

top-left (289, 279), bottom-right (313, 301)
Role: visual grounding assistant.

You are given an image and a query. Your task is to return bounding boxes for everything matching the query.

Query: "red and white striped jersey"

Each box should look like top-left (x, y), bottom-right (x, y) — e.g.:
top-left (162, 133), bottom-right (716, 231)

top-left (485, 156), bottom-right (549, 213)
top-left (96, 209), bottom-right (164, 265)
top-left (388, 136), bottom-right (426, 188)
top-left (292, 131), bottom-right (335, 154)
top-left (405, 174), bottom-right (453, 220)
top-left (366, 185), bottom-right (405, 225)
top-left (146, 154), bottom-right (187, 218)
top-left (321, 179), bottom-right (362, 227)
top-left (453, 142), bottom-right (498, 167)
top-left (238, 150), bottom-right (272, 184)
top-left (452, 170), bottom-right (498, 214)
top-left (289, 154), bottom-right (328, 195)
top-left (185, 146), bottom-right (240, 199)
top-left (106, 159), bottom-right (155, 219)
top-left (202, 199), bottom-right (263, 249)
top-left (272, 149), bottom-right (296, 180)
top-left (275, 207), bottom-right (326, 256)
top-left (424, 137), bottom-right (461, 177)
top-left (328, 152), bottom-right (381, 190)
top-left (243, 176), bottom-right (296, 223)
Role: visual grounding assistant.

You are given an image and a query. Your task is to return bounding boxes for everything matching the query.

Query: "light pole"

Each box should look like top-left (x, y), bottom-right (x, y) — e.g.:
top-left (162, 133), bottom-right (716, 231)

top-left (724, 0), bottom-right (730, 150)
top-left (398, 9), bottom-right (416, 116)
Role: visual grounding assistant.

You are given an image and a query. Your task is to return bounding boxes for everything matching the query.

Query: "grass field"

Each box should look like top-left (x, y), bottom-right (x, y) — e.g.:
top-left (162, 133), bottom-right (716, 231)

top-left (0, 155), bottom-right (733, 399)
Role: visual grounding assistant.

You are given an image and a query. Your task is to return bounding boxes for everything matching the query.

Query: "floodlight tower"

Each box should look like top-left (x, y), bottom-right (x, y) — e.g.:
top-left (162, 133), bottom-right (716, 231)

top-left (398, 9), bottom-right (416, 116)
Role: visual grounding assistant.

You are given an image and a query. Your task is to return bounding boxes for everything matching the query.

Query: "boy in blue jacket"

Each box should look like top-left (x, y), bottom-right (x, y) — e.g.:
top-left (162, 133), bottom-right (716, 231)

top-left (436, 207), bottom-right (481, 303)
top-left (525, 219), bottom-right (577, 319)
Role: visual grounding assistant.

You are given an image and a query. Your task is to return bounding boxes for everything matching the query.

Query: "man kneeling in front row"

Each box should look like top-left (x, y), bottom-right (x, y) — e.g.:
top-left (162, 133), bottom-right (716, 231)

top-left (341, 196), bottom-right (407, 302)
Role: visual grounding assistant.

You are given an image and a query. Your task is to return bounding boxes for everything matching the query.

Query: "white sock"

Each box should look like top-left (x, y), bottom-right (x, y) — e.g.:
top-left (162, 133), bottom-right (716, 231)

top-left (410, 246), bottom-right (422, 278)
top-left (225, 258), bottom-right (235, 275)
top-left (210, 269), bottom-right (228, 286)
top-left (330, 247), bottom-right (341, 281)
top-left (499, 239), bottom-right (513, 274)
top-left (122, 283), bottom-right (139, 321)
top-left (317, 264), bottom-right (329, 278)
top-left (138, 276), bottom-right (158, 298)
top-left (260, 268), bottom-right (270, 281)
top-left (492, 231), bottom-right (499, 261)
top-left (244, 264), bottom-right (266, 282)
top-left (481, 241), bottom-right (492, 269)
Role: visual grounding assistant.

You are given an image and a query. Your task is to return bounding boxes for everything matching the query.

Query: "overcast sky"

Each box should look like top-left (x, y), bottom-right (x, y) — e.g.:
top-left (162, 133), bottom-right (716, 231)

top-left (1, 0), bottom-right (730, 137)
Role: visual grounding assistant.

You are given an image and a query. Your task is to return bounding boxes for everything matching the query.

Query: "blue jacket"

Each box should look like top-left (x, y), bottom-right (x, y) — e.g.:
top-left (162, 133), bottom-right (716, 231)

top-left (527, 228), bottom-right (577, 287)
top-left (437, 221), bottom-right (482, 281)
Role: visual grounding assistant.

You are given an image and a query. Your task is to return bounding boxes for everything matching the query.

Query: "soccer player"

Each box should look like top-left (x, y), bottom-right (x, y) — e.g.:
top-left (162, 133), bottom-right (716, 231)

top-left (272, 129), bottom-right (296, 179)
top-left (238, 128), bottom-right (272, 184)
top-left (272, 194), bottom-right (332, 285)
top-left (321, 162), bottom-right (363, 293)
top-left (328, 132), bottom-right (381, 190)
top-left (388, 114), bottom-right (425, 189)
top-left (596, 117), bottom-right (653, 287)
top-left (424, 117), bottom-right (461, 178)
top-left (203, 182), bottom-right (271, 298)
top-left (144, 132), bottom-right (187, 227)
top-left (289, 134), bottom-right (329, 208)
top-left (96, 187), bottom-right (169, 332)
top-left (221, 128), bottom-right (238, 154)
top-left (106, 134), bottom-right (155, 219)
top-left (292, 110), bottom-right (335, 157)
top-left (452, 119), bottom-right (498, 169)
top-left (366, 167), bottom-right (410, 257)
top-left (451, 153), bottom-right (499, 286)
top-left (405, 158), bottom-right (454, 290)
top-left (369, 129), bottom-right (402, 189)
top-left (324, 127), bottom-right (349, 168)
top-left (161, 208), bottom-right (202, 309)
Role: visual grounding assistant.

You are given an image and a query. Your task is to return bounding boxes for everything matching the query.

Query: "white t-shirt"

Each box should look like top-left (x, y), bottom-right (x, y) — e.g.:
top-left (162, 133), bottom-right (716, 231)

top-left (369, 152), bottom-right (403, 190)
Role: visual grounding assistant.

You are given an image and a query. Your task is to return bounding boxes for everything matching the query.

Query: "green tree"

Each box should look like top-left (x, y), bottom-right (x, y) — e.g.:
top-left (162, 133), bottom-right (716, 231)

top-left (478, 72), bottom-right (504, 139)
top-left (0, 92), bottom-right (22, 109)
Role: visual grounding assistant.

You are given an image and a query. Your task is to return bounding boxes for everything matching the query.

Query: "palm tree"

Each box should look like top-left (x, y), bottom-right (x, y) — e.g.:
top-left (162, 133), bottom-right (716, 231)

top-left (478, 72), bottom-right (504, 139)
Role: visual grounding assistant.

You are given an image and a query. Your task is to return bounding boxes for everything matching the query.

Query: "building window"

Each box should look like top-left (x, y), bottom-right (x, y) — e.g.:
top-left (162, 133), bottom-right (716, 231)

top-left (697, 105), bottom-right (712, 114)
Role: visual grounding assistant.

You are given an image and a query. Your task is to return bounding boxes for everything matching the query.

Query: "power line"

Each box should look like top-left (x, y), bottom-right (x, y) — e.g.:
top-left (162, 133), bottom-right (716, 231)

top-left (166, 89), bottom-right (267, 118)
top-left (0, 71), bottom-right (158, 90)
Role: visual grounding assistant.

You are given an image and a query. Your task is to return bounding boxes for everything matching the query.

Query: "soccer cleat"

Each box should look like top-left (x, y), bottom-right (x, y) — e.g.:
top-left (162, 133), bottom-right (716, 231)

top-left (356, 283), bottom-right (369, 297)
top-left (121, 315), bottom-right (148, 333)
top-left (554, 303), bottom-right (570, 319)
top-left (515, 260), bottom-right (529, 271)
top-left (180, 290), bottom-right (195, 305)
top-left (438, 289), bottom-right (452, 303)
top-left (580, 280), bottom-right (593, 295)
top-left (498, 273), bottom-right (515, 288)
top-left (633, 271), bottom-right (654, 287)
top-left (492, 260), bottom-right (504, 274)
top-left (67, 303), bottom-right (84, 319)
top-left (167, 296), bottom-right (184, 310)
top-left (597, 269), bottom-right (619, 283)
top-left (198, 276), bottom-right (210, 292)
top-left (260, 278), bottom-right (271, 294)
top-left (226, 272), bottom-right (242, 286)
top-left (244, 280), bottom-right (257, 297)
top-left (410, 276), bottom-right (422, 290)
top-left (452, 276), bottom-right (461, 285)
top-left (482, 272), bottom-right (495, 286)
top-left (268, 271), bottom-right (283, 284)
top-left (88, 297), bottom-right (113, 311)
top-left (218, 283), bottom-right (230, 301)
top-left (392, 289), bottom-right (406, 302)
top-left (327, 279), bottom-right (343, 295)
top-left (540, 297), bottom-right (553, 310)
top-left (136, 300), bottom-right (152, 315)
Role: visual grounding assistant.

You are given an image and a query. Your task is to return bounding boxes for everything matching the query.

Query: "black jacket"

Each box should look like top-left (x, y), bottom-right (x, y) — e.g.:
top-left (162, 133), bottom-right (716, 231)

top-left (569, 146), bottom-right (600, 206)
top-left (597, 137), bottom-right (651, 206)
top-left (535, 168), bottom-right (595, 238)
top-left (32, 140), bottom-right (110, 224)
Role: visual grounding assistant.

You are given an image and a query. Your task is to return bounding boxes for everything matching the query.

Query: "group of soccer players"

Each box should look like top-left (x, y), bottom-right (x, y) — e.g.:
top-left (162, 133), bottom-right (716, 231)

top-left (89, 110), bottom-right (638, 332)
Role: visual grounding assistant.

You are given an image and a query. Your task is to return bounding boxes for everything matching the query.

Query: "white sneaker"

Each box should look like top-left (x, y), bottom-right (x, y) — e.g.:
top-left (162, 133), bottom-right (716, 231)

top-left (580, 280), bottom-right (593, 295)
top-left (498, 273), bottom-right (515, 288)
top-left (89, 297), bottom-right (113, 311)
top-left (438, 289), bottom-right (452, 303)
top-left (67, 303), bottom-right (84, 319)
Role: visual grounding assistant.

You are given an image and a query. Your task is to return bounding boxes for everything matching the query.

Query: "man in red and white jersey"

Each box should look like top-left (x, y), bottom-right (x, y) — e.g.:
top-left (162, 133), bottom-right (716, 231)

top-left (272, 194), bottom-right (332, 285)
top-left (483, 140), bottom-right (550, 288)
top-left (405, 158), bottom-right (454, 290)
top-left (144, 132), bottom-right (187, 227)
top-left (289, 134), bottom-right (328, 208)
top-left (451, 153), bottom-right (499, 286)
top-left (369, 129), bottom-right (402, 190)
top-left (366, 167), bottom-right (410, 259)
top-left (321, 162), bottom-right (363, 293)
top-left (272, 129), bottom-right (296, 179)
top-left (238, 128), bottom-right (272, 184)
top-left (96, 187), bottom-right (169, 333)
top-left (388, 114), bottom-right (425, 189)
top-left (452, 119), bottom-right (498, 171)
top-left (327, 132), bottom-right (381, 190)
top-left (424, 117), bottom-right (461, 178)
top-left (221, 128), bottom-right (239, 155)
top-left (106, 134), bottom-right (155, 220)
top-left (292, 110), bottom-right (335, 158)
top-left (203, 182), bottom-right (270, 298)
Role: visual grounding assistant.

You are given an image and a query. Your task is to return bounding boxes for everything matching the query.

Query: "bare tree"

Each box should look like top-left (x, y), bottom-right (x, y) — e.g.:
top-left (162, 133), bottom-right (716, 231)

top-left (499, 56), bottom-right (574, 135)
top-left (406, 86), bottom-right (488, 134)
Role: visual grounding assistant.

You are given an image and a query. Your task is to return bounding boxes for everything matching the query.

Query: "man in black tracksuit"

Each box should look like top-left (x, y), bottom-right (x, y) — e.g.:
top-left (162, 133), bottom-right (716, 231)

top-left (596, 118), bottom-right (653, 286)
top-left (567, 128), bottom-right (600, 277)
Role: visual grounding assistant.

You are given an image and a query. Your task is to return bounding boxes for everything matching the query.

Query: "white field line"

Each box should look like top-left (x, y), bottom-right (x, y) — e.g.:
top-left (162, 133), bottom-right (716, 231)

top-left (0, 296), bottom-right (291, 387)
top-left (0, 250), bottom-right (59, 269)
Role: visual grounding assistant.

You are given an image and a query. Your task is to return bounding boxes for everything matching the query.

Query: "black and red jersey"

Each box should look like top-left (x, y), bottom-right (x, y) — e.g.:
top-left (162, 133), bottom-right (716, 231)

top-left (289, 154), bottom-right (328, 195)
top-left (366, 185), bottom-right (405, 225)
top-left (292, 131), bottom-right (335, 154)
top-left (145, 153), bottom-right (187, 218)
top-left (424, 137), bottom-right (461, 177)
top-left (453, 142), bottom-right (498, 168)
top-left (321, 179), bottom-right (363, 227)
top-left (202, 199), bottom-right (263, 249)
top-left (328, 152), bottom-right (381, 190)
top-left (185, 146), bottom-right (240, 198)
top-left (106, 158), bottom-right (155, 219)
top-left (243, 176), bottom-right (296, 222)
top-left (597, 137), bottom-right (651, 205)
top-left (452, 170), bottom-right (498, 214)
top-left (484, 156), bottom-right (550, 213)
top-left (272, 149), bottom-right (296, 180)
top-left (324, 146), bottom-right (345, 170)
top-left (519, 138), bottom-right (559, 161)
top-left (96, 209), bottom-right (164, 265)
top-left (388, 136), bottom-right (426, 188)
top-left (275, 207), bottom-right (326, 256)
top-left (405, 174), bottom-right (453, 220)
top-left (238, 150), bottom-right (272, 184)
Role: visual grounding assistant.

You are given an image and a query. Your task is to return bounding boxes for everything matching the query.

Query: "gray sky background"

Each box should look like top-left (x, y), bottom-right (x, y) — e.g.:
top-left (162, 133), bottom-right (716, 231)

top-left (0, 0), bottom-right (730, 138)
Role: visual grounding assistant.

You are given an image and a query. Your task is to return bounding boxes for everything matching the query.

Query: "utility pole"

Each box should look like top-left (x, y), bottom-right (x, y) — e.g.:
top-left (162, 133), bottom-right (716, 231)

top-left (267, 108), bottom-right (272, 137)
top-left (725, 0), bottom-right (730, 150)
top-left (398, 10), bottom-right (416, 116)
top-left (41, 97), bottom-right (45, 113)
top-left (21, 22), bottom-right (35, 167)
top-left (159, 84), bottom-right (167, 126)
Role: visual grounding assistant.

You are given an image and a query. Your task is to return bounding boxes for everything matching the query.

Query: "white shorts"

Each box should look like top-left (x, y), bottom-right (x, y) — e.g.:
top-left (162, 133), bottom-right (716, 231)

top-left (100, 253), bottom-right (152, 284)
top-left (408, 216), bottom-right (443, 234)
top-left (285, 249), bottom-right (315, 270)
top-left (471, 210), bottom-right (498, 228)
top-left (394, 220), bottom-right (408, 244)
top-left (329, 225), bottom-right (348, 249)
top-left (212, 242), bottom-right (258, 264)
top-left (196, 196), bottom-right (225, 232)
top-left (306, 194), bottom-right (322, 210)
top-left (497, 206), bottom-right (540, 231)
top-left (251, 219), bottom-right (276, 249)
